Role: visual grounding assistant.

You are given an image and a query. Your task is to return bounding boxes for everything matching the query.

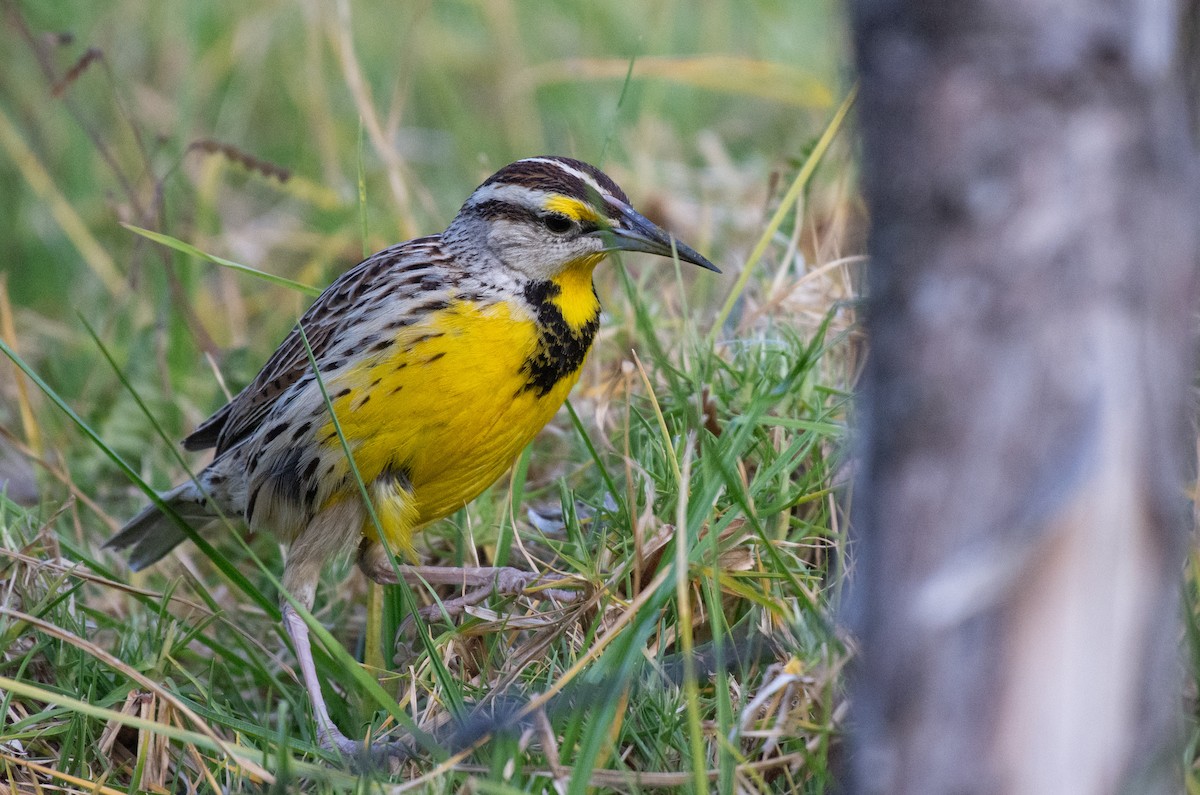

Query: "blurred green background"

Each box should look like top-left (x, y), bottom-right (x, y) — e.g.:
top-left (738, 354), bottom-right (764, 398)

top-left (2, 0), bottom-right (841, 298)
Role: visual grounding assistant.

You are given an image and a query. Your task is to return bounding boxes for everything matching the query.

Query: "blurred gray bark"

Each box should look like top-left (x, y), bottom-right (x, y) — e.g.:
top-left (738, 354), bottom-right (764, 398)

top-left (846, 1), bottom-right (1199, 793)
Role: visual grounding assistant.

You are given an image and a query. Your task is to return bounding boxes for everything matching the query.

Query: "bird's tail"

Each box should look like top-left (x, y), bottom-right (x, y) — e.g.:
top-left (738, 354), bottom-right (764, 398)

top-left (105, 482), bottom-right (216, 571)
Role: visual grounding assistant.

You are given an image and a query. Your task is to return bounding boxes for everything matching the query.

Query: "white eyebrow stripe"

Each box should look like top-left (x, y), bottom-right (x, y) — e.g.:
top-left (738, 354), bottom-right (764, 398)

top-left (464, 182), bottom-right (553, 210)
top-left (521, 157), bottom-right (614, 202)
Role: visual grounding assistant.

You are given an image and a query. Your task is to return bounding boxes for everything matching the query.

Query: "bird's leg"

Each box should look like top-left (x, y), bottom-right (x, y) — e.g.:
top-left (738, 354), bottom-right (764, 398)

top-left (280, 600), bottom-right (415, 768)
top-left (282, 512), bottom-right (410, 762)
top-left (356, 540), bottom-right (581, 622)
top-left (281, 598), bottom-right (364, 756)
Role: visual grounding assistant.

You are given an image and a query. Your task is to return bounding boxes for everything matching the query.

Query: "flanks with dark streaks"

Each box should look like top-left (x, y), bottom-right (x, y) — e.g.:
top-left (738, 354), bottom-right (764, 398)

top-left (106, 155), bottom-right (719, 760)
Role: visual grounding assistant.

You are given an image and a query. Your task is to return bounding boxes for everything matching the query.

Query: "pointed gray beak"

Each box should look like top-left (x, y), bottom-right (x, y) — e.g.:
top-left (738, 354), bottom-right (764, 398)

top-left (594, 204), bottom-right (720, 273)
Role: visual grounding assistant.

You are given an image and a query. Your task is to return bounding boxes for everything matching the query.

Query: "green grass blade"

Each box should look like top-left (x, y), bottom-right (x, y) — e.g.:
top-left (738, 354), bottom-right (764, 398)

top-left (122, 224), bottom-right (321, 297)
top-left (597, 54), bottom-right (637, 167)
top-left (357, 120), bottom-right (369, 258)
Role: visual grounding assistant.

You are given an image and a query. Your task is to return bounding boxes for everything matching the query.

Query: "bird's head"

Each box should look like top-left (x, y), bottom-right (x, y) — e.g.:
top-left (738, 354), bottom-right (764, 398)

top-left (445, 156), bottom-right (719, 282)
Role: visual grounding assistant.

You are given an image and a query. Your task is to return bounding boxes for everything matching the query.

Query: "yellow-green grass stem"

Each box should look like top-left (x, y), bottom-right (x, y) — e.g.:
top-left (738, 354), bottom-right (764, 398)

top-left (354, 116), bottom-right (388, 675)
top-left (709, 85), bottom-right (858, 340)
top-left (0, 279), bottom-right (41, 458)
top-left (675, 436), bottom-right (708, 792)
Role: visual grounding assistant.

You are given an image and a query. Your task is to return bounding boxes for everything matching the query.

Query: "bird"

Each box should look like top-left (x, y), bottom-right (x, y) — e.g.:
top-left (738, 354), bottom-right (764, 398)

top-left (105, 155), bottom-right (718, 757)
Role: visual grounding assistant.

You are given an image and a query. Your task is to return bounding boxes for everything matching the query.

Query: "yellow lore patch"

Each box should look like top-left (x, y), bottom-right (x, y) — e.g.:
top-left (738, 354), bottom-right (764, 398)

top-left (544, 195), bottom-right (603, 225)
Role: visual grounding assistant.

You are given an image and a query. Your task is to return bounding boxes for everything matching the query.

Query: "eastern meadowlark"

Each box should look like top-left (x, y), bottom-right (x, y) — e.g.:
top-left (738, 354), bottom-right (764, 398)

top-left (106, 156), bottom-right (718, 756)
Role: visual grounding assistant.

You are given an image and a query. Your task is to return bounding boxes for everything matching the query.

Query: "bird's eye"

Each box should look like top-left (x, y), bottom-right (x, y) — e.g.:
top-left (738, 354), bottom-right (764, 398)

top-left (542, 213), bottom-right (574, 235)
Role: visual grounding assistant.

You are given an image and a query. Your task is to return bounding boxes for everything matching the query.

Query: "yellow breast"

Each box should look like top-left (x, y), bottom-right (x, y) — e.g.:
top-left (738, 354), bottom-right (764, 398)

top-left (320, 294), bottom-right (590, 555)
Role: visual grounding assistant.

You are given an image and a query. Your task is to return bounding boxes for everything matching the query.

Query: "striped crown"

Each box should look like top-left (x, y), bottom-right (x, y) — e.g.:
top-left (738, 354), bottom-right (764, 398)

top-left (480, 156), bottom-right (630, 206)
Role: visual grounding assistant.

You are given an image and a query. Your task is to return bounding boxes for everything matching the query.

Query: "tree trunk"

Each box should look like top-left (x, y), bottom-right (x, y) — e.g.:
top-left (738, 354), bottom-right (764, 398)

top-left (845, 1), bottom-right (1199, 793)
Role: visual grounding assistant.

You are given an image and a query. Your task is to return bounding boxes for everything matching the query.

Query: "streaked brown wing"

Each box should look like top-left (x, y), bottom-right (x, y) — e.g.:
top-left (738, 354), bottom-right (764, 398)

top-left (182, 319), bottom-right (338, 455)
top-left (183, 238), bottom-right (445, 457)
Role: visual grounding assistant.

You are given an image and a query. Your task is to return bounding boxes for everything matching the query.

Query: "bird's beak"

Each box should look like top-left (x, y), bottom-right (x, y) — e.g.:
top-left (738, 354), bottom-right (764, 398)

top-left (594, 203), bottom-right (720, 273)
